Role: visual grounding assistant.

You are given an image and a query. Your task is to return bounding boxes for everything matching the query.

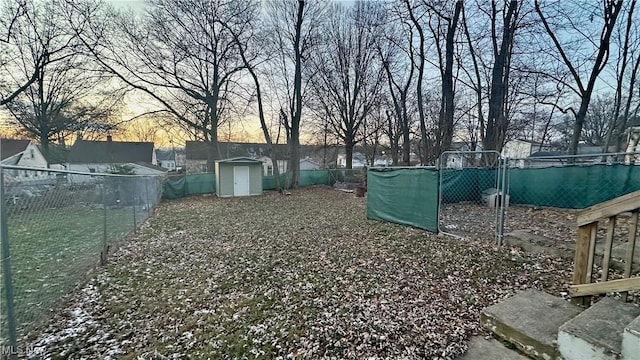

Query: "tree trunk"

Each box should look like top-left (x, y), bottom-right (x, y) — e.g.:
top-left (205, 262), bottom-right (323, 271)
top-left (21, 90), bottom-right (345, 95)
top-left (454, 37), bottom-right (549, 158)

top-left (345, 140), bottom-right (354, 170)
top-left (206, 101), bottom-right (220, 172)
top-left (439, 1), bottom-right (462, 156)
top-left (483, 0), bottom-right (518, 157)
top-left (289, 0), bottom-right (305, 188)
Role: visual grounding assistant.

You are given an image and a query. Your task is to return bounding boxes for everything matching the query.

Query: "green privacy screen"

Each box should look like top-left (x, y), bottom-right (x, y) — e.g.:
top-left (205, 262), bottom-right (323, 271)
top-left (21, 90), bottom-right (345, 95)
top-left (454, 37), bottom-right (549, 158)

top-left (367, 168), bottom-right (439, 233)
top-left (165, 170), bottom-right (333, 197)
top-left (440, 168), bottom-right (497, 203)
top-left (263, 170), bottom-right (331, 189)
top-left (509, 164), bottom-right (640, 209)
top-left (163, 173), bottom-right (216, 199)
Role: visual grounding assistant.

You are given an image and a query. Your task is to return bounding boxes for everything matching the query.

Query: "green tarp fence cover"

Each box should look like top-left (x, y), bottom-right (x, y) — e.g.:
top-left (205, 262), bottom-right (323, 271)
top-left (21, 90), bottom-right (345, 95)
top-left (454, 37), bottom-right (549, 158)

top-left (440, 168), bottom-right (498, 203)
top-left (165, 170), bottom-right (334, 197)
top-left (366, 168), bottom-right (439, 233)
top-left (163, 173), bottom-right (216, 199)
top-left (262, 170), bottom-right (331, 190)
top-left (508, 164), bottom-right (640, 209)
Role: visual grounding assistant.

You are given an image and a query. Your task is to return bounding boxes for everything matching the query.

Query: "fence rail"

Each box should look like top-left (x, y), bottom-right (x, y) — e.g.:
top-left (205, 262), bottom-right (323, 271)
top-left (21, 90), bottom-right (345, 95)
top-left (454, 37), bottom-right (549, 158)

top-left (0, 164), bottom-right (164, 352)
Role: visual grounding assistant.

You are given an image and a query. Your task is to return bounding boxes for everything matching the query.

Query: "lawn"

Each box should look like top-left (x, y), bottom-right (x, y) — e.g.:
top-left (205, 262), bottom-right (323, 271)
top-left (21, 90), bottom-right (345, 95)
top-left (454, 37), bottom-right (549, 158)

top-left (1, 204), bottom-right (149, 343)
top-left (24, 187), bottom-right (573, 359)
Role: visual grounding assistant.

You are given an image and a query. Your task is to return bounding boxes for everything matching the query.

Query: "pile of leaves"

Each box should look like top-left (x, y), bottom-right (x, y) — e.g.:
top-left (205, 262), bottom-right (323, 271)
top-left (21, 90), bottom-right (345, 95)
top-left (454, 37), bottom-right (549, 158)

top-left (25, 187), bottom-right (573, 359)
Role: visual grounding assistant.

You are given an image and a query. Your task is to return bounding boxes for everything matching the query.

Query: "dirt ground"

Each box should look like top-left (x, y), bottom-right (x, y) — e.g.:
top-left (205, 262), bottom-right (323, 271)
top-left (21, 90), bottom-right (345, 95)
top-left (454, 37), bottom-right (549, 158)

top-left (441, 201), bottom-right (638, 253)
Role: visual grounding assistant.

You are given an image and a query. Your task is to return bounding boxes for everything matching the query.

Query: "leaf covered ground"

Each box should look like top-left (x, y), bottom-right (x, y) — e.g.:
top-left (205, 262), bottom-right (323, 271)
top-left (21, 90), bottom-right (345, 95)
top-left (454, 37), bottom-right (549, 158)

top-left (25, 187), bottom-right (573, 359)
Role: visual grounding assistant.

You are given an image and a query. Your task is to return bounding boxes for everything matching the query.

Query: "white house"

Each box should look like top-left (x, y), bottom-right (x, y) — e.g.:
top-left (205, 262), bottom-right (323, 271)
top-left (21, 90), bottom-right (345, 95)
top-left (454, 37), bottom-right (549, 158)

top-left (337, 152), bottom-right (367, 168)
top-left (0, 138), bottom-right (63, 180)
top-left (502, 139), bottom-right (556, 159)
top-left (156, 149), bottom-right (177, 171)
top-left (258, 156), bottom-right (288, 176)
top-left (300, 157), bottom-right (320, 170)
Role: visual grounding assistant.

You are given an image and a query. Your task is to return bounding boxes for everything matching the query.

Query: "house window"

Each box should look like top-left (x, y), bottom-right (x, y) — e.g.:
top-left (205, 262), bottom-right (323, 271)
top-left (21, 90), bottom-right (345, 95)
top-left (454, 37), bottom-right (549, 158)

top-left (267, 165), bottom-right (273, 176)
top-left (30, 149), bottom-right (35, 159)
top-left (89, 168), bottom-right (96, 173)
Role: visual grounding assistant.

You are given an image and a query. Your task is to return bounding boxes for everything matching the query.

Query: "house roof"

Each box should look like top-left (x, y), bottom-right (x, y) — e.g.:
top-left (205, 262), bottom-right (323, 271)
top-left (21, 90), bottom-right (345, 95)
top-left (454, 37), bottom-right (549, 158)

top-left (216, 157), bottom-right (263, 164)
top-left (133, 162), bottom-right (168, 172)
top-left (185, 141), bottom-right (341, 164)
top-left (38, 144), bottom-right (69, 165)
top-left (529, 151), bottom-right (565, 158)
top-left (156, 149), bottom-right (176, 161)
top-left (186, 141), bottom-right (288, 161)
top-left (68, 140), bottom-right (154, 164)
top-left (1, 138), bottom-right (30, 161)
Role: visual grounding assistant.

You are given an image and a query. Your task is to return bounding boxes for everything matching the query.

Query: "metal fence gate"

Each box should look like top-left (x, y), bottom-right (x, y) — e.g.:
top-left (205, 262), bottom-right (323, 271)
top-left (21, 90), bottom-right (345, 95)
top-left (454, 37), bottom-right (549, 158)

top-left (438, 151), bottom-right (508, 244)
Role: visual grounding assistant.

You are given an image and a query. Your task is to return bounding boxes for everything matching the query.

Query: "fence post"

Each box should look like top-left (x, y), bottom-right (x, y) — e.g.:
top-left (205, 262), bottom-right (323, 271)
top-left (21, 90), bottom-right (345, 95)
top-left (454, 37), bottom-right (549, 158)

top-left (0, 166), bottom-right (18, 353)
top-left (132, 181), bottom-right (137, 232)
top-left (145, 176), bottom-right (150, 216)
top-left (101, 178), bottom-right (108, 265)
top-left (497, 157), bottom-right (508, 246)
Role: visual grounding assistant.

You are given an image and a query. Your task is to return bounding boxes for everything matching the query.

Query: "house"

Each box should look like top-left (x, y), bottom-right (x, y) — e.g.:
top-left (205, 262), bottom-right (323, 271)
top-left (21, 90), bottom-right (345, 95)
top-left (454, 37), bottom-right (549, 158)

top-left (258, 155), bottom-right (288, 176)
top-left (156, 149), bottom-right (177, 171)
top-left (185, 141), bottom-right (337, 174)
top-left (503, 139), bottom-right (556, 159)
top-left (300, 157), bottom-right (320, 171)
top-left (0, 138), bottom-right (61, 180)
top-left (67, 138), bottom-right (164, 181)
top-left (440, 142), bottom-right (482, 169)
top-left (337, 152), bottom-right (367, 168)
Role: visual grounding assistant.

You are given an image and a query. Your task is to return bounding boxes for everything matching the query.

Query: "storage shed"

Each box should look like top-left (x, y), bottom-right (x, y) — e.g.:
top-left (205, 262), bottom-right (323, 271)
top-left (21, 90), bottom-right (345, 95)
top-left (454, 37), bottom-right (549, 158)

top-left (215, 157), bottom-right (263, 197)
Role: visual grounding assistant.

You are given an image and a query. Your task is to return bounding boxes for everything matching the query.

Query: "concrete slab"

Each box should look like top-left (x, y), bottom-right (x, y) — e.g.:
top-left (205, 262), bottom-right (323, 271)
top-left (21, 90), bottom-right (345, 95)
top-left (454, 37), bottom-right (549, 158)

top-left (457, 336), bottom-right (529, 360)
top-left (558, 297), bottom-right (640, 360)
top-left (622, 314), bottom-right (640, 360)
top-left (481, 289), bottom-right (583, 360)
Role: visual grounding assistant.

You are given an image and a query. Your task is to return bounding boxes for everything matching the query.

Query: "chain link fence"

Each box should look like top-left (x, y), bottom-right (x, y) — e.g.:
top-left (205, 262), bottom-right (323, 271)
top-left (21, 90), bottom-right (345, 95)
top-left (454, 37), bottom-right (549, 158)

top-left (438, 151), bottom-right (507, 243)
top-left (163, 169), bottom-right (368, 198)
top-left (0, 165), bottom-right (163, 353)
top-left (503, 153), bottom-right (640, 268)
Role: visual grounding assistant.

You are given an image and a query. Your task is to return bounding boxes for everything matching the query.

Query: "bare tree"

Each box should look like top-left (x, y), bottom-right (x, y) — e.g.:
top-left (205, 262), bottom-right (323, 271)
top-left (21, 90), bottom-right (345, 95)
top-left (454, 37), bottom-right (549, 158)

top-left (1, 0), bottom-right (33, 105)
top-left (483, 0), bottom-right (520, 155)
top-left (2, 0), bottom-right (121, 154)
top-left (535, 0), bottom-right (624, 155)
top-left (264, 0), bottom-right (326, 186)
top-left (604, 1), bottom-right (640, 151)
top-left (308, 1), bottom-right (385, 169)
top-left (67, 0), bottom-right (258, 170)
top-left (222, 16), bottom-right (286, 190)
top-left (403, 0), bottom-right (430, 164)
top-left (376, 3), bottom-right (415, 165)
top-left (425, 0), bottom-right (463, 159)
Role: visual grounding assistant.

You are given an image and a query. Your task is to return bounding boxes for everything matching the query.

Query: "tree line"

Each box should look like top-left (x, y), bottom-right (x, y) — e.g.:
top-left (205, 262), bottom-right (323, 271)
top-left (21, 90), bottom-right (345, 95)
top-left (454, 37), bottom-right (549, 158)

top-left (1, 0), bottom-right (639, 186)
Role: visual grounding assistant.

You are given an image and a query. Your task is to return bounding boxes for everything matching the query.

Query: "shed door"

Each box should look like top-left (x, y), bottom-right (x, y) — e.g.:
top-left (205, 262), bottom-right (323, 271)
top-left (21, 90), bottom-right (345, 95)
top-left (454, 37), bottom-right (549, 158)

top-left (233, 166), bottom-right (250, 196)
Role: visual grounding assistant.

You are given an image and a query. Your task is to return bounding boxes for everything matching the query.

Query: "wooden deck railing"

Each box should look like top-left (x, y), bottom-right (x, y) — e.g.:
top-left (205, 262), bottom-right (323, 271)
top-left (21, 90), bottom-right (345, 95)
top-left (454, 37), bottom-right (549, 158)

top-left (570, 190), bottom-right (640, 306)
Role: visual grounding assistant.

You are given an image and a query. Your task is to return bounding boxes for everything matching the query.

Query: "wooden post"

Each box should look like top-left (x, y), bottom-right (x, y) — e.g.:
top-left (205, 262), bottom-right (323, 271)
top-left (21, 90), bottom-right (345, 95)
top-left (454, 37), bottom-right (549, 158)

top-left (600, 216), bottom-right (616, 282)
top-left (622, 212), bottom-right (638, 302)
top-left (572, 222), bottom-right (597, 306)
top-left (586, 223), bottom-right (598, 283)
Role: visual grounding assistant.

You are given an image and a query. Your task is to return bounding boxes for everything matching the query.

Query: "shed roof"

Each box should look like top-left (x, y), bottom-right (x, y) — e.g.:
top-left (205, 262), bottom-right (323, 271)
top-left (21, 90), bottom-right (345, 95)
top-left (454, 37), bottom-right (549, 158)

top-left (215, 157), bottom-right (263, 164)
top-left (68, 140), bottom-right (154, 164)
